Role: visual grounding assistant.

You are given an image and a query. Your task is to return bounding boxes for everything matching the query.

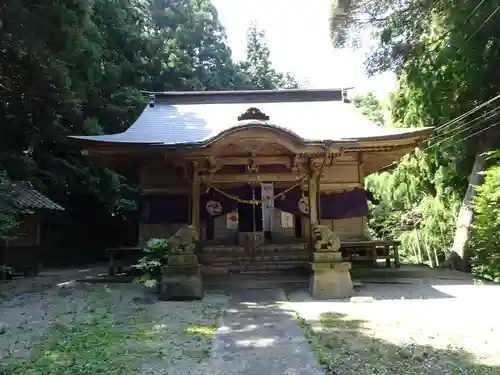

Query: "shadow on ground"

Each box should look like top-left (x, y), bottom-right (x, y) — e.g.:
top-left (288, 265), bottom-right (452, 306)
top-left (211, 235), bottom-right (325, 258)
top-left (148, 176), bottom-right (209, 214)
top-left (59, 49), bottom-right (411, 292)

top-left (285, 281), bottom-right (460, 301)
top-left (300, 310), bottom-right (500, 375)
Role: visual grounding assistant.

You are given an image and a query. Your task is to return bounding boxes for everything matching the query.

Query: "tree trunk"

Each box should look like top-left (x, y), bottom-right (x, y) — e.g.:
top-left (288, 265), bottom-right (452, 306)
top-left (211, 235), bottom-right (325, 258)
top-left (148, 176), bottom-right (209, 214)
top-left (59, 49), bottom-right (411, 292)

top-left (414, 229), bottom-right (423, 264)
top-left (443, 149), bottom-right (488, 272)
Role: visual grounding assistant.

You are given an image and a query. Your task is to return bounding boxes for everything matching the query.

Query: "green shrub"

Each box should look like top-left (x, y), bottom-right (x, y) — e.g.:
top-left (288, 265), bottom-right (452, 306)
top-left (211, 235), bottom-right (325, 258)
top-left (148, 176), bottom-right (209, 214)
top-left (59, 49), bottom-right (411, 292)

top-left (470, 151), bottom-right (500, 282)
top-left (132, 238), bottom-right (171, 288)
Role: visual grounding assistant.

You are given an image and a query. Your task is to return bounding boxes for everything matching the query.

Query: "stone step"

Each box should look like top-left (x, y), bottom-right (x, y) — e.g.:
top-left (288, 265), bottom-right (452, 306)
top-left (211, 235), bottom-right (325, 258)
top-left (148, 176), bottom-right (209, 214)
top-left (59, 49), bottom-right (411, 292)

top-left (203, 244), bottom-right (308, 254)
top-left (203, 246), bottom-right (245, 254)
top-left (243, 262), bottom-right (307, 272)
top-left (201, 252), bottom-right (309, 264)
top-left (257, 244), bottom-right (308, 252)
top-left (205, 260), bottom-right (308, 271)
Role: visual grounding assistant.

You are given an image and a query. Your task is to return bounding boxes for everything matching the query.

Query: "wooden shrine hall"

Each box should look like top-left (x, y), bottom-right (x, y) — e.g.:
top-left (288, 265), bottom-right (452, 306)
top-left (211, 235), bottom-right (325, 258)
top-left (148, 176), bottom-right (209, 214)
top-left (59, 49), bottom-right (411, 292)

top-left (70, 89), bottom-right (432, 275)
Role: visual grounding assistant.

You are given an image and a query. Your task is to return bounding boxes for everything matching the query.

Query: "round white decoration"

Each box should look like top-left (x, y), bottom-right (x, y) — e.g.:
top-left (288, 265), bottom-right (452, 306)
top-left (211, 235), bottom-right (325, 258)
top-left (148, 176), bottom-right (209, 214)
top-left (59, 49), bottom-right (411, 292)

top-left (206, 200), bottom-right (223, 216)
top-left (298, 197), bottom-right (309, 215)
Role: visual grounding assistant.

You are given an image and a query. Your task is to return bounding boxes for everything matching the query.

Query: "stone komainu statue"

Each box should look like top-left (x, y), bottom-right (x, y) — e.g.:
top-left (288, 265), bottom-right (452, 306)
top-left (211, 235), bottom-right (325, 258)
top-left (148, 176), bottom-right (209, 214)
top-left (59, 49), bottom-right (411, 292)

top-left (168, 225), bottom-right (199, 254)
top-left (312, 224), bottom-right (341, 252)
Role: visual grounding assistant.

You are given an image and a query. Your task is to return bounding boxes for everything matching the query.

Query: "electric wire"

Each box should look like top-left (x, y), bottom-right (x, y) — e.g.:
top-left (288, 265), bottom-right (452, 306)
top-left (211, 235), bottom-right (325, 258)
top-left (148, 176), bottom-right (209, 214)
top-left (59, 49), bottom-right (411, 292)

top-left (424, 103), bottom-right (500, 145)
top-left (464, 4), bottom-right (500, 44)
top-left (378, 95), bottom-right (500, 171)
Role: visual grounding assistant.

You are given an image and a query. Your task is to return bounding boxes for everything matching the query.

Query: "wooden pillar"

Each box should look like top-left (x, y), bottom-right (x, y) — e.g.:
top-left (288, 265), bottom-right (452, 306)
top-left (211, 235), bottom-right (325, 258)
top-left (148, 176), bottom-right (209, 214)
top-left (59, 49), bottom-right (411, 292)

top-left (308, 159), bottom-right (320, 249)
top-left (191, 162), bottom-right (201, 235)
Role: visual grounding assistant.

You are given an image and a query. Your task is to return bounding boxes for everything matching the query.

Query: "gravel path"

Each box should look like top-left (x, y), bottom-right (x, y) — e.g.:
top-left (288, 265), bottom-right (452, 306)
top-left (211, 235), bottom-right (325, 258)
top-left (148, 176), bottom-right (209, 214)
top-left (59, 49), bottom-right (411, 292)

top-left (199, 288), bottom-right (324, 375)
top-left (0, 269), bottom-right (229, 375)
top-left (285, 277), bottom-right (500, 374)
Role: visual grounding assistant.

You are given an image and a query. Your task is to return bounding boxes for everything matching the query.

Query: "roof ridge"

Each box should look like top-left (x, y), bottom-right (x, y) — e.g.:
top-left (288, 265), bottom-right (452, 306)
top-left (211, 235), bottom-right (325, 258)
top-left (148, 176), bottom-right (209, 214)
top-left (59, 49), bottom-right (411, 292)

top-left (145, 88), bottom-right (346, 105)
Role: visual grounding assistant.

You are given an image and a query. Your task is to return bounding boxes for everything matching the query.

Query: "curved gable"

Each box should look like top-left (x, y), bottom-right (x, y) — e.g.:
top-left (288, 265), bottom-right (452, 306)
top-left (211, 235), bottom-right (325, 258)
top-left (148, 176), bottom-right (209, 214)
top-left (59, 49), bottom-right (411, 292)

top-left (206, 123), bottom-right (306, 154)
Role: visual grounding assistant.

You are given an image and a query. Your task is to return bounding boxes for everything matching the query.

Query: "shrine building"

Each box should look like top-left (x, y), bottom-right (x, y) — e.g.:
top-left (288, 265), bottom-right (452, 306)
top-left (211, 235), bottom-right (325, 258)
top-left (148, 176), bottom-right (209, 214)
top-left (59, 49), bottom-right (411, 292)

top-left (70, 89), bottom-right (432, 274)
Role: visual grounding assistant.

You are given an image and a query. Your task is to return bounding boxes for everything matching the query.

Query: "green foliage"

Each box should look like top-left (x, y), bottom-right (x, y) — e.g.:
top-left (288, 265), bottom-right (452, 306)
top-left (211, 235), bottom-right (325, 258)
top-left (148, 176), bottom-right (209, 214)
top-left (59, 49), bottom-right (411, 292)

top-left (470, 152), bottom-right (500, 282)
top-left (132, 238), bottom-right (171, 288)
top-left (0, 172), bottom-right (19, 239)
top-left (236, 22), bottom-right (300, 89)
top-left (365, 149), bottom-right (462, 264)
top-left (335, 0), bottom-right (500, 268)
top-left (352, 92), bottom-right (390, 127)
top-left (0, 0), bottom-right (298, 263)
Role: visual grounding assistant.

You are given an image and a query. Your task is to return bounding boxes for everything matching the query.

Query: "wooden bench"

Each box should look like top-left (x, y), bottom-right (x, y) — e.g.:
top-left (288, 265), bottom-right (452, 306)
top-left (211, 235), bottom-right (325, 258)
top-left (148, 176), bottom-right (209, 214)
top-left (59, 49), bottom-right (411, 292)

top-left (106, 246), bottom-right (143, 276)
top-left (341, 239), bottom-right (401, 268)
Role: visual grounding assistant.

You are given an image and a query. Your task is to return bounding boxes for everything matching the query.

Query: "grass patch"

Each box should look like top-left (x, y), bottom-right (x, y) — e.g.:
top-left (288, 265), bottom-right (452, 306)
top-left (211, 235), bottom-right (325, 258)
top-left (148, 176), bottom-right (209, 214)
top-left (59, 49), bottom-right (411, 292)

top-left (182, 324), bottom-right (216, 361)
top-left (0, 287), bottom-right (158, 375)
top-left (185, 324), bottom-right (216, 339)
top-left (0, 285), bottom-right (223, 374)
top-left (297, 312), bottom-right (500, 375)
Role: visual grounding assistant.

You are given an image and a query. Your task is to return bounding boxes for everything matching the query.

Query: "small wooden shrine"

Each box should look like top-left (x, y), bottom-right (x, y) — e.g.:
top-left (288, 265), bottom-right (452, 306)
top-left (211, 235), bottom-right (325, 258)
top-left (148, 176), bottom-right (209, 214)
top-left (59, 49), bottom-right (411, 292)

top-left (1, 182), bottom-right (65, 278)
top-left (70, 89), bottom-right (432, 296)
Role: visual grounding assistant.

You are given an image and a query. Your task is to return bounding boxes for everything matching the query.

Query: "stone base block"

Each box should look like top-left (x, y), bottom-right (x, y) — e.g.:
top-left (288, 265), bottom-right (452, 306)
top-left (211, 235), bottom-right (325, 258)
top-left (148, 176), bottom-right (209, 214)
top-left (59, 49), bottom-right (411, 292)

top-left (161, 265), bottom-right (201, 277)
top-left (312, 252), bottom-right (343, 262)
top-left (167, 254), bottom-right (198, 266)
top-left (159, 274), bottom-right (204, 301)
top-left (309, 269), bottom-right (354, 299)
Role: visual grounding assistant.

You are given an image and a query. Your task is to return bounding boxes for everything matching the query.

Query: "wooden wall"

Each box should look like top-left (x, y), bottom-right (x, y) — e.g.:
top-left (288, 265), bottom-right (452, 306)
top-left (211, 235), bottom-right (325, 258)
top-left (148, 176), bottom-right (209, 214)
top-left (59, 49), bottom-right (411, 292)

top-left (301, 216), bottom-right (366, 240)
top-left (140, 163), bottom-right (188, 192)
top-left (6, 214), bottom-right (40, 247)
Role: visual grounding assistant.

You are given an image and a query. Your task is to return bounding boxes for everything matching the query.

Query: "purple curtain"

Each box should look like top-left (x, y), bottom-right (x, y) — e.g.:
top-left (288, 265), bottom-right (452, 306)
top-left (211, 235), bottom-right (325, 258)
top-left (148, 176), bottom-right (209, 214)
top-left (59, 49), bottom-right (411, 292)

top-left (320, 188), bottom-right (369, 220)
top-left (140, 194), bottom-right (189, 223)
top-left (274, 190), bottom-right (303, 216)
top-left (139, 188), bottom-right (369, 224)
top-left (273, 188), bottom-right (369, 219)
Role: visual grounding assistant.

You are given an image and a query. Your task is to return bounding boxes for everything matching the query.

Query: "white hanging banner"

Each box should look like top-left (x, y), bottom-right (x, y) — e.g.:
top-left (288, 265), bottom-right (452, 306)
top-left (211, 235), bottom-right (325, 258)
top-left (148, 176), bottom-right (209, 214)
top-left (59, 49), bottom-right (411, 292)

top-left (261, 183), bottom-right (274, 231)
top-left (281, 211), bottom-right (294, 228)
top-left (226, 212), bottom-right (239, 230)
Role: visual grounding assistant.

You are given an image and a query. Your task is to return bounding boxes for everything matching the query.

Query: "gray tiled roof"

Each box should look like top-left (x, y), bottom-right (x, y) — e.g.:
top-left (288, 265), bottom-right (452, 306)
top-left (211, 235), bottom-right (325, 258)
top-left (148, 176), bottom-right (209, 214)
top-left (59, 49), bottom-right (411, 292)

top-left (12, 182), bottom-right (65, 212)
top-left (69, 89), bottom-right (431, 145)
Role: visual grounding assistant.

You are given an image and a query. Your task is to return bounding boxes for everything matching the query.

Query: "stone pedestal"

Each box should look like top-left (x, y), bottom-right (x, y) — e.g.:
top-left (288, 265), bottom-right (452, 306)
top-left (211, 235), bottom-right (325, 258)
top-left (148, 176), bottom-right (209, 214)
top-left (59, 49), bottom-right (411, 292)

top-left (309, 262), bottom-right (354, 299)
top-left (159, 264), bottom-right (204, 301)
top-left (309, 224), bottom-right (354, 299)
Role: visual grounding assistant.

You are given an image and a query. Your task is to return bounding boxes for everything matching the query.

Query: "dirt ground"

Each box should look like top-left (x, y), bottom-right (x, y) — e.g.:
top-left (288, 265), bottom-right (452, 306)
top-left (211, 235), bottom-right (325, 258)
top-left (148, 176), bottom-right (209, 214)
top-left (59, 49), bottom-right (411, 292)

top-left (285, 272), bottom-right (500, 375)
top-left (0, 267), bottom-right (229, 375)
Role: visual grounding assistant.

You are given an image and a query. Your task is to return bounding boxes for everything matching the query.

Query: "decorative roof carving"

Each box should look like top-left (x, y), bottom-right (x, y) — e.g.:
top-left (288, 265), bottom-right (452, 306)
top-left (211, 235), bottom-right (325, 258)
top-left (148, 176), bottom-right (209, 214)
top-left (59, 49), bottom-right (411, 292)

top-left (237, 107), bottom-right (270, 121)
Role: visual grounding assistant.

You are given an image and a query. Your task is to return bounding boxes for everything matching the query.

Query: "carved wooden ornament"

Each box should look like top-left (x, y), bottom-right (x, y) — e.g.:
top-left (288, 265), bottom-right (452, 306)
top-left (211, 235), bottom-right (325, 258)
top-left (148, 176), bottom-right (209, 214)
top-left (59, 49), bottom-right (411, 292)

top-left (298, 197), bottom-right (309, 215)
top-left (206, 200), bottom-right (222, 216)
top-left (237, 107), bottom-right (270, 121)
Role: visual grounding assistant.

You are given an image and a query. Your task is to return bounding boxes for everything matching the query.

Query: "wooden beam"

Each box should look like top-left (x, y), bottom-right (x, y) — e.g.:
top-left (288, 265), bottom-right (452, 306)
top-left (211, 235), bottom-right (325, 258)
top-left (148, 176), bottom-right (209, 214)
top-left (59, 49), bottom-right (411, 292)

top-left (358, 155), bottom-right (364, 183)
top-left (191, 162), bottom-right (201, 234)
top-left (140, 188), bottom-right (189, 195)
top-left (308, 159), bottom-right (320, 250)
top-left (204, 172), bottom-right (306, 184)
top-left (210, 156), bottom-right (292, 166)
